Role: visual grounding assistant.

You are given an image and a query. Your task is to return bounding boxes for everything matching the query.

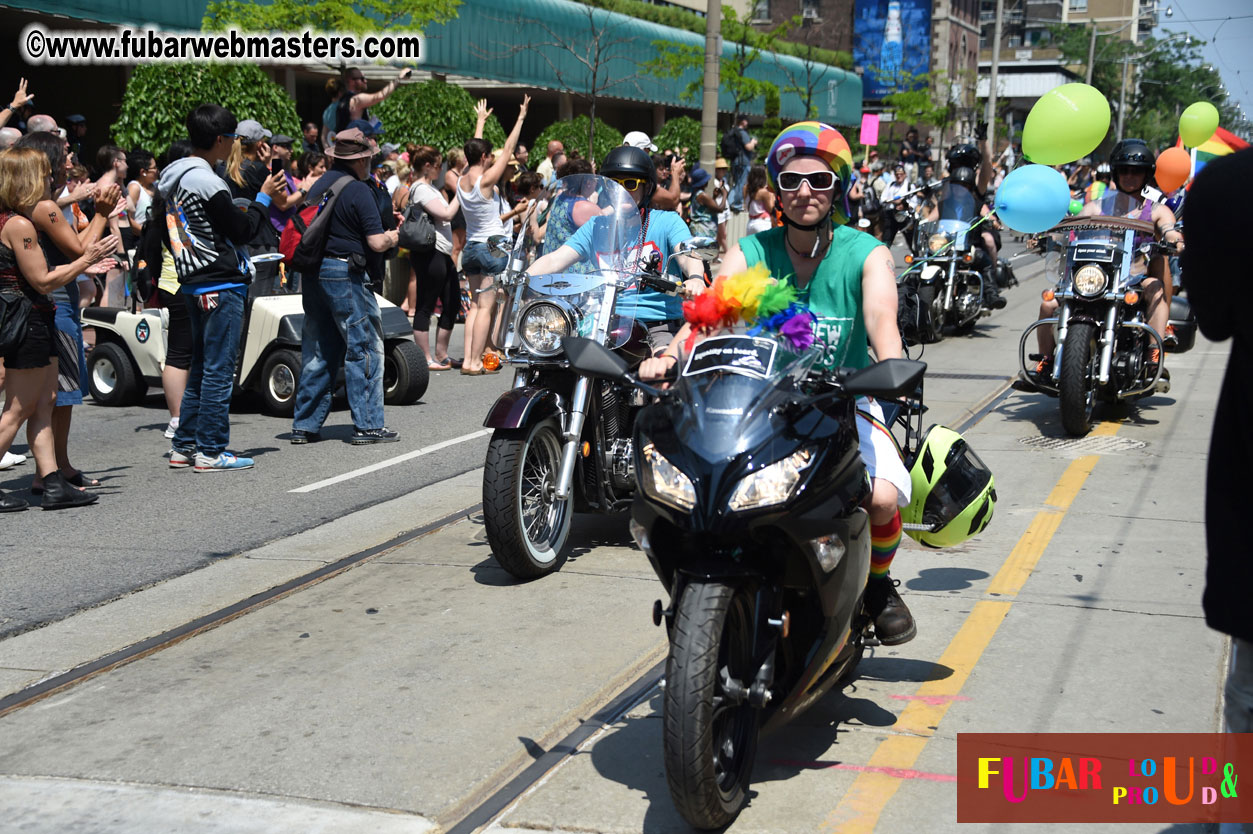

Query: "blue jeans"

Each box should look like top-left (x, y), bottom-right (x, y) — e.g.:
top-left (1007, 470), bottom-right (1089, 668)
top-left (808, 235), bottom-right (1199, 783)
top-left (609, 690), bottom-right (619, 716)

top-left (293, 257), bottom-right (385, 432)
top-left (172, 287), bottom-right (245, 457)
top-left (729, 159), bottom-right (750, 212)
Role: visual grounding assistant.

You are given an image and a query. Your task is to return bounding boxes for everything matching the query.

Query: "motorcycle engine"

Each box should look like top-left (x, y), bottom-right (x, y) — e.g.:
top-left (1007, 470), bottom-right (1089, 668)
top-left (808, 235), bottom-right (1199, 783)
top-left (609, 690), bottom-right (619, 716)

top-left (609, 438), bottom-right (634, 489)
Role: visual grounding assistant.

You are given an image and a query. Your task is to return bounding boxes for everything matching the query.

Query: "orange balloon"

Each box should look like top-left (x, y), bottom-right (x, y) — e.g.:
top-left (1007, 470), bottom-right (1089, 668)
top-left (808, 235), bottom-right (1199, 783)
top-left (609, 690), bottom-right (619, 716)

top-left (1155, 146), bottom-right (1192, 192)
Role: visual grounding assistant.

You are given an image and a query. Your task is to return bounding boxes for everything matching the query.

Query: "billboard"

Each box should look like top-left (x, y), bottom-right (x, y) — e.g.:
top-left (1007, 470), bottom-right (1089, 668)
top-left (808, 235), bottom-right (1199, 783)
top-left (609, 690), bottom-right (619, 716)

top-left (853, 0), bottom-right (932, 100)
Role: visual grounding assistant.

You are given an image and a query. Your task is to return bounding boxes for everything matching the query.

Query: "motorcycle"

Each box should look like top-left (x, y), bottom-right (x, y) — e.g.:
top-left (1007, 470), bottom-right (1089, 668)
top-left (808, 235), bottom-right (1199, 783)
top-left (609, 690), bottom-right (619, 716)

top-left (560, 332), bottom-right (926, 830)
top-left (480, 173), bottom-right (717, 579)
top-left (1019, 215), bottom-right (1195, 436)
top-left (908, 216), bottom-right (990, 342)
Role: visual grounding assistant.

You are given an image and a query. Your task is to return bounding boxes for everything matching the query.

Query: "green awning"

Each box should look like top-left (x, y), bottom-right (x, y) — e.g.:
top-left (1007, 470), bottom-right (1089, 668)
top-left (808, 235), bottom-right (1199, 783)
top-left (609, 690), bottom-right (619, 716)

top-left (6, 0), bottom-right (206, 29)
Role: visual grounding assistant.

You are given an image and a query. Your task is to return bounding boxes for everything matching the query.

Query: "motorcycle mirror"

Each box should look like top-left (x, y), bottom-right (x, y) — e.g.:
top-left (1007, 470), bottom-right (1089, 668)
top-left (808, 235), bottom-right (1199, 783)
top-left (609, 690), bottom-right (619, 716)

top-left (486, 234), bottom-right (510, 258)
top-left (562, 336), bottom-right (629, 381)
top-left (675, 236), bottom-right (719, 262)
top-left (842, 358), bottom-right (927, 400)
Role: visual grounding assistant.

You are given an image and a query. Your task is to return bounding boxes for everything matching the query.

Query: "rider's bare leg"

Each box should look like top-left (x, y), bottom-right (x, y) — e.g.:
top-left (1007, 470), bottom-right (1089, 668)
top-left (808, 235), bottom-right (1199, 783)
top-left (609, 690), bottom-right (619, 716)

top-left (1142, 273), bottom-right (1168, 356)
top-left (1037, 298), bottom-right (1059, 357)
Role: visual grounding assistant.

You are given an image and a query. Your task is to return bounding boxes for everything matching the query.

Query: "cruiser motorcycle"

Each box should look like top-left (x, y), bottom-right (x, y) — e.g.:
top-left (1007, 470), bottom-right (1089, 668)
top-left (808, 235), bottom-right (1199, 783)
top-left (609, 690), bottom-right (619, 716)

top-left (1019, 215), bottom-right (1196, 436)
top-left (907, 185), bottom-right (995, 341)
top-left (480, 173), bottom-right (716, 579)
top-left (560, 332), bottom-right (926, 829)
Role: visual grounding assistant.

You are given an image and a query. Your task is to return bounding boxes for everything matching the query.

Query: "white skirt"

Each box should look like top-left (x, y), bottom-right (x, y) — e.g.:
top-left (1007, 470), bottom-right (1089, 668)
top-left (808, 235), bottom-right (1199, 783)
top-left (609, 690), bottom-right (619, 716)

top-left (855, 397), bottom-right (912, 507)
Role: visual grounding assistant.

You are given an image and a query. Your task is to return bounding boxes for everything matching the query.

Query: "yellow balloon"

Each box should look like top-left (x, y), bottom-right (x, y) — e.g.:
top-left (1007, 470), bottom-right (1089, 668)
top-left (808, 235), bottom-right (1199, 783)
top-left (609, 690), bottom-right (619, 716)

top-left (1022, 84), bottom-right (1111, 165)
top-left (1179, 102), bottom-right (1219, 147)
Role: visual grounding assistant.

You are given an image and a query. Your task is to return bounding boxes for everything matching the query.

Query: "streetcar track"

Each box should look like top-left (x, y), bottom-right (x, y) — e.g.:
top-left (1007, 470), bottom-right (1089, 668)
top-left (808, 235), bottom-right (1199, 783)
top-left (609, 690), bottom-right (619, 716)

top-left (0, 504), bottom-right (482, 720)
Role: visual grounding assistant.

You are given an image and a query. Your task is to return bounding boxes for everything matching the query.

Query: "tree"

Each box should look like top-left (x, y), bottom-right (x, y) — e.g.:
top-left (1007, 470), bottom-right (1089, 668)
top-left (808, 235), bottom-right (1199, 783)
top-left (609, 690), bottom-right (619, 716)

top-left (534, 116), bottom-right (624, 165)
top-left (112, 64), bottom-right (300, 158)
top-left (654, 116), bottom-right (702, 158)
top-left (203, 0), bottom-right (460, 33)
top-left (472, 4), bottom-right (642, 163)
top-left (643, 5), bottom-right (791, 116)
top-left (773, 14), bottom-right (850, 119)
top-left (372, 79), bottom-right (506, 152)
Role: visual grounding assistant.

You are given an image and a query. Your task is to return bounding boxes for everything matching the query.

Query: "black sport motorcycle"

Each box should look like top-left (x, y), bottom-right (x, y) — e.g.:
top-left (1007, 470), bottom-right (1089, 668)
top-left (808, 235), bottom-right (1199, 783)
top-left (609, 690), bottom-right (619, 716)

top-left (480, 174), bottom-right (716, 579)
top-left (1019, 215), bottom-right (1196, 435)
top-left (562, 333), bottom-right (926, 830)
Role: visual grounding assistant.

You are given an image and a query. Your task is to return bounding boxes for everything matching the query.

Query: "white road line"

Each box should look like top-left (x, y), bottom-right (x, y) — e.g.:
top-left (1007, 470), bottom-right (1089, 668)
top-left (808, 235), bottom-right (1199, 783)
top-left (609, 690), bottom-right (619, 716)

top-left (289, 429), bottom-right (492, 493)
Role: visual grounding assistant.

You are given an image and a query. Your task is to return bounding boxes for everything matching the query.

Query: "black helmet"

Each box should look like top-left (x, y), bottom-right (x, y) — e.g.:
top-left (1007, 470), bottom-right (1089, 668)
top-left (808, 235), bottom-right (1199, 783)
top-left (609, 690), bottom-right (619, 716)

top-left (950, 165), bottom-right (977, 189)
top-left (947, 143), bottom-right (981, 171)
top-left (600, 145), bottom-right (657, 204)
top-left (1110, 138), bottom-right (1154, 171)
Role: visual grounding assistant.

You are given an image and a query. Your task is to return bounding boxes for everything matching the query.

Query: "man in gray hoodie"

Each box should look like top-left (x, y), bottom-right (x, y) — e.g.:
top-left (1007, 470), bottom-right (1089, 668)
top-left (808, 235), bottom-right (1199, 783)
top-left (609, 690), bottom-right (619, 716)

top-left (158, 104), bottom-right (283, 472)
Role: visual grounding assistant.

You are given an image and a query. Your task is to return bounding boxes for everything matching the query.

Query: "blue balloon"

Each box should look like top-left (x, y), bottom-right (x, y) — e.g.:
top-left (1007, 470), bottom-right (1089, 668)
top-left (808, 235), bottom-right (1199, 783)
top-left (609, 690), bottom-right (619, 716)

top-left (994, 165), bottom-right (1072, 234)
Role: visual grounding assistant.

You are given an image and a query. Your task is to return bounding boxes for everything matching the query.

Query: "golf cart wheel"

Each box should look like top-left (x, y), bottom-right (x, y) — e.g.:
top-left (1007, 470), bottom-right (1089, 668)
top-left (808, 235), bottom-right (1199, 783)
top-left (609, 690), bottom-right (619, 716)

top-left (384, 340), bottom-right (428, 405)
top-left (88, 342), bottom-right (143, 406)
top-left (260, 349), bottom-right (301, 417)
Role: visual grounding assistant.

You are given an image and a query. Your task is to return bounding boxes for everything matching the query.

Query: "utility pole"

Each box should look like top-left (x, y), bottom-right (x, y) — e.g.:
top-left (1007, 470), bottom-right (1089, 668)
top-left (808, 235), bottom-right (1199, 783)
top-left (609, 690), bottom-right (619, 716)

top-left (1085, 23), bottom-right (1099, 85)
top-left (985, 0), bottom-right (1004, 153)
top-left (700, 0), bottom-right (722, 180)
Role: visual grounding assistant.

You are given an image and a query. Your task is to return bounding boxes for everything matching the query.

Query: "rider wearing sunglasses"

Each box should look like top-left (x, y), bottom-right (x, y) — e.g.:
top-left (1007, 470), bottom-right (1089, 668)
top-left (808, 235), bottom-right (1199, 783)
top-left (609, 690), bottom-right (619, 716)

top-left (524, 145), bottom-right (708, 354)
top-left (642, 121), bottom-right (919, 646)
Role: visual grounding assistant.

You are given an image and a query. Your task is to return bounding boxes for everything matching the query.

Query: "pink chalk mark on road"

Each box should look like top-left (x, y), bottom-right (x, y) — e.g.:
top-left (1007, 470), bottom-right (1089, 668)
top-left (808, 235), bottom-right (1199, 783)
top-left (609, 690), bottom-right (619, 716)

top-left (770, 759), bottom-right (958, 782)
top-left (890, 694), bottom-right (972, 706)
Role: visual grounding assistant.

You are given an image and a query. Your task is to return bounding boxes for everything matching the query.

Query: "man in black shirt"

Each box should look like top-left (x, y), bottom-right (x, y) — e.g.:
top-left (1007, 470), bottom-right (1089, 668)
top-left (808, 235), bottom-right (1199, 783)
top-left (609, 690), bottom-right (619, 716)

top-left (290, 128), bottom-right (401, 446)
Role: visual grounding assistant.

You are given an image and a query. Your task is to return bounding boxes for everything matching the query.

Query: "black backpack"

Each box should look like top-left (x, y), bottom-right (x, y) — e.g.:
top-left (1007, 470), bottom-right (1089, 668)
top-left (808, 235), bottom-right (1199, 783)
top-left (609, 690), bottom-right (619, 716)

top-left (720, 129), bottom-right (741, 160)
top-left (131, 169), bottom-right (190, 307)
top-left (896, 271), bottom-right (925, 347)
top-left (290, 176), bottom-right (354, 274)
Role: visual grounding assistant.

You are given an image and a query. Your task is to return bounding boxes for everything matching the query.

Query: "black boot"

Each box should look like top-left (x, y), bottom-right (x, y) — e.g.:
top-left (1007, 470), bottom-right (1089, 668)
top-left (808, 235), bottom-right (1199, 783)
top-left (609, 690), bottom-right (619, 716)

top-left (865, 575), bottom-right (916, 645)
top-left (39, 471), bottom-right (99, 510)
top-left (0, 488), bottom-right (27, 512)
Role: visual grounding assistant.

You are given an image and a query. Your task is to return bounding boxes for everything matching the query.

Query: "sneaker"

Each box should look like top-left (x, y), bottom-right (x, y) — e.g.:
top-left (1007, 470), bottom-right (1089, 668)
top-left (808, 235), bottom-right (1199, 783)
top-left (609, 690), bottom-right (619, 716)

top-left (194, 451), bottom-right (255, 472)
top-left (1163, 324), bottom-right (1178, 349)
top-left (163, 417), bottom-right (180, 440)
top-left (350, 427), bottom-right (400, 445)
top-left (0, 451), bottom-right (27, 470)
top-left (865, 575), bottom-right (917, 646)
top-left (290, 429), bottom-right (320, 445)
top-left (168, 448), bottom-right (195, 469)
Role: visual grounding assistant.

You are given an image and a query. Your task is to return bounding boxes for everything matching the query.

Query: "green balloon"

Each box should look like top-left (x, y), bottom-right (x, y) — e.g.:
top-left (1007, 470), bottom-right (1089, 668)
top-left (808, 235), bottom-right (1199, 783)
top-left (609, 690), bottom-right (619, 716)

top-left (1022, 83), bottom-right (1111, 165)
top-left (1179, 101), bottom-right (1219, 147)
top-left (1069, 198), bottom-right (1084, 215)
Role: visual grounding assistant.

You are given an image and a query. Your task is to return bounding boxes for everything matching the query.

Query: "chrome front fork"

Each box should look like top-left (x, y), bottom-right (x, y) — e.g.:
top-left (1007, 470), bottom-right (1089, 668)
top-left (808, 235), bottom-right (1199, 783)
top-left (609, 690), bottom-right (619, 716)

top-left (554, 376), bottom-right (591, 501)
top-left (1097, 305), bottom-right (1118, 385)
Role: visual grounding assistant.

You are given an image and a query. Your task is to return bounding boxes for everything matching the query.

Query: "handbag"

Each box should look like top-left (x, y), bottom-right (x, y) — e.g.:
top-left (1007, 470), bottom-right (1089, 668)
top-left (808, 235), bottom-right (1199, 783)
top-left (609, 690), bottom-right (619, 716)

top-left (397, 201), bottom-right (436, 252)
top-left (0, 289), bottom-right (32, 354)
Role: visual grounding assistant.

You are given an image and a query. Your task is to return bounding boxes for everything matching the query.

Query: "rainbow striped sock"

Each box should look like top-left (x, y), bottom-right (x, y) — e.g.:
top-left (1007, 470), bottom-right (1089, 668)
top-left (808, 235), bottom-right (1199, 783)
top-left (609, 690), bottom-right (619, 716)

top-left (870, 510), bottom-right (902, 580)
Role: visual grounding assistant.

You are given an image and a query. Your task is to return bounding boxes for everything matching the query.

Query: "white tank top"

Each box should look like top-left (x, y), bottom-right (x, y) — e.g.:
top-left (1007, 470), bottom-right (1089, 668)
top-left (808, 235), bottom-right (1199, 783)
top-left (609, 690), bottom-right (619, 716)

top-left (457, 175), bottom-right (507, 243)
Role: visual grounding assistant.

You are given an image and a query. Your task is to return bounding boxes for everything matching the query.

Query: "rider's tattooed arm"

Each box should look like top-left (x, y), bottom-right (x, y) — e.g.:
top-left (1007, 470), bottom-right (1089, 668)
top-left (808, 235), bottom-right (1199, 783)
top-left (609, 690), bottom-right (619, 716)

top-left (863, 245), bottom-right (902, 361)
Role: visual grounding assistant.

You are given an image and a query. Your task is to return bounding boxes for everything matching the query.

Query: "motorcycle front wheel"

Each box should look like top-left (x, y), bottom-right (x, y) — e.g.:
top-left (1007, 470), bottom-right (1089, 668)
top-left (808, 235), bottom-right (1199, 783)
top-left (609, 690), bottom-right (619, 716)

top-left (1060, 321), bottom-right (1099, 436)
top-left (664, 580), bottom-right (759, 830)
top-left (483, 418), bottom-right (573, 580)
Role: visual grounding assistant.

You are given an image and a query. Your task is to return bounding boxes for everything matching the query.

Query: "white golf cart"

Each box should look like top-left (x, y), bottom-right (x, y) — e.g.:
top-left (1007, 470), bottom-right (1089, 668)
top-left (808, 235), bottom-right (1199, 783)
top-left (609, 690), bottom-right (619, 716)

top-left (82, 263), bottom-right (427, 417)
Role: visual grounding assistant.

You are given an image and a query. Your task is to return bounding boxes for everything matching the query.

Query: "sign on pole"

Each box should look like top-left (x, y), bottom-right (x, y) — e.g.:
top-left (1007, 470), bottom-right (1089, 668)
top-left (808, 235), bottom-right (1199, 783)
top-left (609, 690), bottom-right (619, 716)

top-left (860, 113), bottom-right (880, 146)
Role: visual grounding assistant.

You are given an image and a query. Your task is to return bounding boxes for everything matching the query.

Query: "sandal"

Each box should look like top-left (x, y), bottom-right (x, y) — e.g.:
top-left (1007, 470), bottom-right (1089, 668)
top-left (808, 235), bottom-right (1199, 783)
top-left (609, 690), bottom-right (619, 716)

top-left (436, 356), bottom-right (463, 368)
top-left (428, 360), bottom-right (452, 371)
top-left (460, 367), bottom-right (486, 376)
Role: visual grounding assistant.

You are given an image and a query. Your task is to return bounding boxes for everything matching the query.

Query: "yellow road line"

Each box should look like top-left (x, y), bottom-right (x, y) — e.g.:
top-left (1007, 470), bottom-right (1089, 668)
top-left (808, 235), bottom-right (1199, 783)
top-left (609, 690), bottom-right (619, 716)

top-left (819, 421), bottom-right (1121, 833)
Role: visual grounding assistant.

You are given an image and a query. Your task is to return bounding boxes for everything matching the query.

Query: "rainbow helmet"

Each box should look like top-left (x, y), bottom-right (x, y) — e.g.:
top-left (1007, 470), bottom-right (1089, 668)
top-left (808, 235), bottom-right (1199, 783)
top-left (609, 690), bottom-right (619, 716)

top-left (767, 121), bottom-right (855, 225)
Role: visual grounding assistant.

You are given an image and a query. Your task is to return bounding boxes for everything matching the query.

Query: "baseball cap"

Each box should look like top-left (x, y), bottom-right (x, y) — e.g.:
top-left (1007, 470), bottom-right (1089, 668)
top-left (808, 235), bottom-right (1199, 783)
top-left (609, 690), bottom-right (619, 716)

top-left (270, 134), bottom-right (295, 147)
top-left (380, 142), bottom-right (400, 156)
top-left (623, 131), bottom-right (658, 152)
top-left (236, 119), bottom-right (272, 143)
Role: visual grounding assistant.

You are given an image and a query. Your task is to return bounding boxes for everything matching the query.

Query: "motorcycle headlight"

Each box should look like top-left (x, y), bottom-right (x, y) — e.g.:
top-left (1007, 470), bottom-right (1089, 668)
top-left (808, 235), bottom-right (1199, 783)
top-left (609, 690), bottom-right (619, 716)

top-left (1072, 264), bottom-right (1108, 297)
top-left (641, 443), bottom-right (696, 512)
top-left (519, 301), bottom-right (572, 357)
top-left (928, 233), bottom-right (950, 253)
top-left (728, 447), bottom-right (815, 512)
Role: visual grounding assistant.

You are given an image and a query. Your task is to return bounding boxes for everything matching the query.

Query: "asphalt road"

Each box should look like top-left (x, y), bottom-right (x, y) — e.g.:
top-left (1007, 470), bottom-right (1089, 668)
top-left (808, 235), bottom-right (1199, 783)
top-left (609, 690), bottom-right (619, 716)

top-left (0, 329), bottom-right (513, 637)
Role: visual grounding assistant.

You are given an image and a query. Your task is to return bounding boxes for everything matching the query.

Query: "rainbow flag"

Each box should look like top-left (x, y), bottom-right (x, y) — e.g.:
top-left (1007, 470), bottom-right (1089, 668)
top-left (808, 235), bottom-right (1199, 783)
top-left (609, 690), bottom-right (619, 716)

top-left (1176, 126), bottom-right (1250, 175)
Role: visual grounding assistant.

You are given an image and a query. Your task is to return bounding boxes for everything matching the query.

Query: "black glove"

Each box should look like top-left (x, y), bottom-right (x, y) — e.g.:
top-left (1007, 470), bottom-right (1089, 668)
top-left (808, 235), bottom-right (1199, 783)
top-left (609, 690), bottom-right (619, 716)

top-left (974, 121), bottom-right (988, 141)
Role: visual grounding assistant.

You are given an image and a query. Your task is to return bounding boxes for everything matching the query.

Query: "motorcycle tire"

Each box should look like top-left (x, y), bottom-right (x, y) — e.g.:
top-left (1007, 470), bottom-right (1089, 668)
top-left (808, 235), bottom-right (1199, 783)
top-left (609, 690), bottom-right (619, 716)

top-left (1060, 321), bottom-right (1099, 436)
top-left (663, 580), bottom-right (759, 830)
top-left (917, 285), bottom-right (944, 344)
top-left (483, 418), bottom-right (573, 580)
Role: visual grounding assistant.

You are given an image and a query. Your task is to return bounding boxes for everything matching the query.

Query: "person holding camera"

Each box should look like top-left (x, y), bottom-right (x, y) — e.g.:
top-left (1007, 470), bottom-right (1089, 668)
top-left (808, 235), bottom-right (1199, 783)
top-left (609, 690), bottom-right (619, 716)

top-left (290, 128), bottom-right (401, 446)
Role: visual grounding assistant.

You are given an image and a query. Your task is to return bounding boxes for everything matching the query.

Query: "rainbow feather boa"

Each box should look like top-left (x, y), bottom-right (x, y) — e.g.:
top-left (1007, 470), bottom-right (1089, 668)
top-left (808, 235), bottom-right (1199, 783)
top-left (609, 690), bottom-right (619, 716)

top-left (682, 263), bottom-right (817, 352)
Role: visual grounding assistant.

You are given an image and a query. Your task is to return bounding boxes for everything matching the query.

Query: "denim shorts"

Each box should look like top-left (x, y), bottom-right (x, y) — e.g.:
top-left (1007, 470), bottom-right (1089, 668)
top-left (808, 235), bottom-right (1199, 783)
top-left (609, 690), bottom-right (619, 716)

top-left (461, 240), bottom-right (507, 276)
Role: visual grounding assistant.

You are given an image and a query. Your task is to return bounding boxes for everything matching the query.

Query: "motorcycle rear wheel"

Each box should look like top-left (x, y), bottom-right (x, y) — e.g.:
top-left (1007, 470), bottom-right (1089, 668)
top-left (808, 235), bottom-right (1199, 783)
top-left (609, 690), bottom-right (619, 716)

top-left (664, 580), bottom-right (759, 830)
top-left (483, 419), bottom-right (572, 580)
top-left (1060, 321), bottom-right (1099, 436)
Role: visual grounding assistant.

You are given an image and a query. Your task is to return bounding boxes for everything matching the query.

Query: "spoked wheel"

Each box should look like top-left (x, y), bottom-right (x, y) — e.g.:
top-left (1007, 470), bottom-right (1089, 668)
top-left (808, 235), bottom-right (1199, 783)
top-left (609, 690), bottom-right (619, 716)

top-left (1060, 321), bottom-right (1099, 436)
top-left (664, 580), bottom-right (759, 830)
top-left (483, 418), bottom-right (573, 580)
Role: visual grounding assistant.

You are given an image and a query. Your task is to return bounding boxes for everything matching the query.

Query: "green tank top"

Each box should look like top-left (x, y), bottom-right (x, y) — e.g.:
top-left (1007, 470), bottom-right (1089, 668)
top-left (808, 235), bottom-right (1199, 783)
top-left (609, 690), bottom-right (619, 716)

top-left (740, 224), bottom-right (883, 370)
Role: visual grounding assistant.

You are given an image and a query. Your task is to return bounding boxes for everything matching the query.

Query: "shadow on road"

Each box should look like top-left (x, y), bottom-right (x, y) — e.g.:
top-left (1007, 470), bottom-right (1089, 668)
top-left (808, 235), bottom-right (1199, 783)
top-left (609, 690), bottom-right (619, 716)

top-left (906, 567), bottom-right (990, 591)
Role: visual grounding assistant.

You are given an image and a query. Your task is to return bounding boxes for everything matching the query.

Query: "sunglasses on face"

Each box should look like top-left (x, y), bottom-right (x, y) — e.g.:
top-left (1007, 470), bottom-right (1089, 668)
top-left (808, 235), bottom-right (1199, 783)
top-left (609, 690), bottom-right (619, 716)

top-left (220, 133), bottom-right (239, 140)
top-left (610, 176), bottom-right (645, 191)
top-left (777, 170), bottom-right (837, 192)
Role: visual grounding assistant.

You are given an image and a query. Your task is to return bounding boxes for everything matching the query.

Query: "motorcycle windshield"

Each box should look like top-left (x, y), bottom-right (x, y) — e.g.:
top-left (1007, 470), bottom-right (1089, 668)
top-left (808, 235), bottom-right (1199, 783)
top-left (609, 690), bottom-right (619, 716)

top-left (516, 175), bottom-right (643, 350)
top-left (671, 331), bottom-right (825, 460)
top-left (917, 218), bottom-right (971, 253)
